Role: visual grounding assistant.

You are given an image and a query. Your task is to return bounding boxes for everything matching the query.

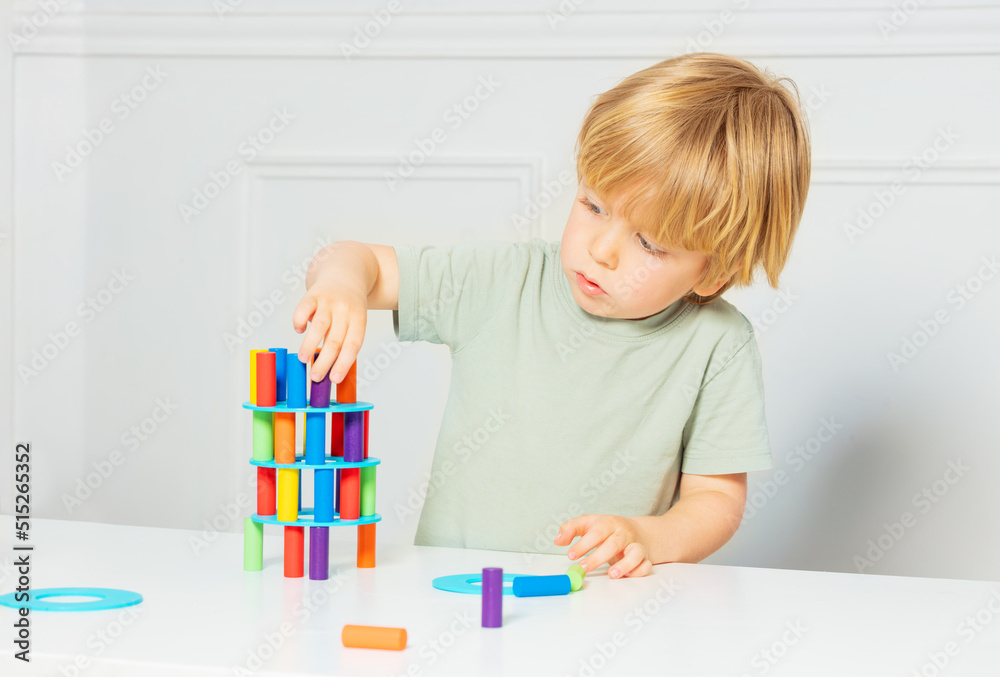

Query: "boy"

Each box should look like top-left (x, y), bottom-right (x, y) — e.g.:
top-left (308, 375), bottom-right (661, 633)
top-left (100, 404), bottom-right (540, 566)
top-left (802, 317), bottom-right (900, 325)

top-left (292, 53), bottom-right (811, 579)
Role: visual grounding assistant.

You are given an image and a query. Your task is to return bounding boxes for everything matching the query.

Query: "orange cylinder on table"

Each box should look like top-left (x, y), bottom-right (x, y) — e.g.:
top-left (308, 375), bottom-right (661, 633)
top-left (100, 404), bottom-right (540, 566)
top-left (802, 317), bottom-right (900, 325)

top-left (284, 526), bottom-right (304, 578)
top-left (342, 624), bottom-right (406, 651)
top-left (357, 523), bottom-right (376, 568)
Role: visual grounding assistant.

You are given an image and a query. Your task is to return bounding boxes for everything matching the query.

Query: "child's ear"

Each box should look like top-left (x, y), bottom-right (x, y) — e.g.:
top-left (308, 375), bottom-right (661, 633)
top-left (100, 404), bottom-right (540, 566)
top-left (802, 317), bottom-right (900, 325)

top-left (692, 269), bottom-right (736, 297)
top-left (692, 278), bottom-right (726, 297)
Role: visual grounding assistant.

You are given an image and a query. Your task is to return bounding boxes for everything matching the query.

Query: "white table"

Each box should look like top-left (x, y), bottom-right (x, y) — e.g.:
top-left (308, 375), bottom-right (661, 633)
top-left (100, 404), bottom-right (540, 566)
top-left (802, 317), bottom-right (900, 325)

top-left (1, 516), bottom-right (998, 676)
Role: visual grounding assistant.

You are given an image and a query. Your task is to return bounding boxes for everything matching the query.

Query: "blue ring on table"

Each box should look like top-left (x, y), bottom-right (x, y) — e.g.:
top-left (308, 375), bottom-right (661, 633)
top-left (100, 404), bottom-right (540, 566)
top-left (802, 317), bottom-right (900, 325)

top-left (0, 587), bottom-right (142, 612)
top-left (432, 573), bottom-right (528, 595)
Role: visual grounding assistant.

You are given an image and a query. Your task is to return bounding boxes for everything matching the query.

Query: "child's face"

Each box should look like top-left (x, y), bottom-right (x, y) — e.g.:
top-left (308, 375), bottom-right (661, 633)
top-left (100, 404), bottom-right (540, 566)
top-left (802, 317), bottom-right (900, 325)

top-left (560, 182), bottom-right (724, 320)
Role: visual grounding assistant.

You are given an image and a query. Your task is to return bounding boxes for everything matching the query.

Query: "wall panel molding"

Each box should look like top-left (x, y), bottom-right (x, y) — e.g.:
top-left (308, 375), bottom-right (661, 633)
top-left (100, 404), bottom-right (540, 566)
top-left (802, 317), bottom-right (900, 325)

top-left (9, 5), bottom-right (1000, 58)
top-left (0, 7), bottom-right (14, 515)
top-left (813, 160), bottom-right (1000, 186)
top-left (236, 154), bottom-right (543, 322)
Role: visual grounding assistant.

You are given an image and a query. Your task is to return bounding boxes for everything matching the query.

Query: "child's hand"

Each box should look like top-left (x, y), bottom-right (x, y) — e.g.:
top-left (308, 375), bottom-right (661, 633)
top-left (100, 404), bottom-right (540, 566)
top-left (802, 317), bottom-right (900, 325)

top-left (554, 514), bottom-right (653, 579)
top-left (292, 279), bottom-right (369, 383)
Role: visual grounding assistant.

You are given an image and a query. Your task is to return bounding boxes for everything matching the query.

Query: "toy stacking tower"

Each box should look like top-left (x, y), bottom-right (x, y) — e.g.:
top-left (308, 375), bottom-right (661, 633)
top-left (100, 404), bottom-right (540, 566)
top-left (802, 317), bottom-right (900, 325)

top-left (242, 348), bottom-right (380, 578)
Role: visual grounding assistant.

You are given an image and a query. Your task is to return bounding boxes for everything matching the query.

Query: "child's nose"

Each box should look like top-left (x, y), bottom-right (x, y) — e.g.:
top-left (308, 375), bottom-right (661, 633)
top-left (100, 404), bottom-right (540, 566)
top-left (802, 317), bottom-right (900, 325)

top-left (589, 230), bottom-right (620, 270)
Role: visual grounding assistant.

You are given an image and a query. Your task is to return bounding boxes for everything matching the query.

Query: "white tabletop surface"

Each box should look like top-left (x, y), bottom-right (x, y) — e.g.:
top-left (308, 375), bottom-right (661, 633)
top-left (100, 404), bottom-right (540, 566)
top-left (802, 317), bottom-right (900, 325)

top-left (1, 515), bottom-right (999, 676)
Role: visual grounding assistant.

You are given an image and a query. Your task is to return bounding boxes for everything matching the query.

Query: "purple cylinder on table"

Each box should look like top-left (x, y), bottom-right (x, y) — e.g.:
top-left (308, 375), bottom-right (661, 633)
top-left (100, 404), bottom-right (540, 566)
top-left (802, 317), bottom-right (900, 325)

top-left (481, 567), bottom-right (503, 628)
top-left (344, 411), bottom-right (364, 463)
top-left (309, 527), bottom-right (329, 580)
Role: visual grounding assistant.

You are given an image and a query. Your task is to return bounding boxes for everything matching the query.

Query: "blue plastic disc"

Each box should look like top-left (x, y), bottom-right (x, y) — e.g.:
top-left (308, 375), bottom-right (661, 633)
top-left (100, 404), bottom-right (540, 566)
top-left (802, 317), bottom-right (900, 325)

top-left (432, 573), bottom-right (526, 595)
top-left (249, 455), bottom-right (381, 470)
top-left (0, 587), bottom-right (142, 612)
top-left (251, 510), bottom-right (381, 528)
top-left (242, 400), bottom-right (373, 414)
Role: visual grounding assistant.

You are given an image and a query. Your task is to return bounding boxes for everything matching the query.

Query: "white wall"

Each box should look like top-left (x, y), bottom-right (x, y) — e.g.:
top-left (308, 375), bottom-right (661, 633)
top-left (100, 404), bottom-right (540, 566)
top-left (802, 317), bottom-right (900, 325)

top-left (2, 0), bottom-right (999, 581)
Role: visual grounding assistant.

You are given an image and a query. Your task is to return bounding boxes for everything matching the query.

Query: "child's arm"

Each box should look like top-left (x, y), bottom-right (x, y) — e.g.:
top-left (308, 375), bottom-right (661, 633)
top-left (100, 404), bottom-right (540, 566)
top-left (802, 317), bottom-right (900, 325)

top-left (554, 471), bottom-right (747, 578)
top-left (292, 241), bottom-right (399, 384)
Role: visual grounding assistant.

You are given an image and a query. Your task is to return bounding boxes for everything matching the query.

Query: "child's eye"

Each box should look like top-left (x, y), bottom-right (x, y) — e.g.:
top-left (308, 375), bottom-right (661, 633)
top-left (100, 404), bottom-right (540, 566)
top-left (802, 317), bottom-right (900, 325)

top-left (578, 197), bottom-right (605, 216)
top-left (637, 234), bottom-right (667, 257)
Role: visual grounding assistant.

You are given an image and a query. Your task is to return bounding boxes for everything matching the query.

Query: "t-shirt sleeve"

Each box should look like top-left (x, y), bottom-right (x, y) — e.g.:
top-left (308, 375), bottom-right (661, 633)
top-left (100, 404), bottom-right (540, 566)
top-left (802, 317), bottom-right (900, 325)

top-left (392, 240), bottom-right (522, 351)
top-left (680, 330), bottom-right (774, 475)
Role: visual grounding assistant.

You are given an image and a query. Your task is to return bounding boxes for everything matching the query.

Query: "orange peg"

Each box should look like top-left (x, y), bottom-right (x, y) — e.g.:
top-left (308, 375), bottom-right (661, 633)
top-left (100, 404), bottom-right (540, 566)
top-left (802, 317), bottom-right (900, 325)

top-left (342, 624), bottom-right (406, 651)
top-left (274, 412), bottom-right (295, 463)
top-left (337, 361), bottom-right (357, 404)
top-left (357, 523), bottom-right (376, 568)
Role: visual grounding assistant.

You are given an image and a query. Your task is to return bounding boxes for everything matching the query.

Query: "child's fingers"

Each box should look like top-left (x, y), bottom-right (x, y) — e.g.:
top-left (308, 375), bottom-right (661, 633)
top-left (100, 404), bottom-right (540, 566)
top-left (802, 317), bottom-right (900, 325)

top-left (566, 520), bottom-right (615, 563)
top-left (311, 332), bottom-right (340, 383)
top-left (298, 304), bottom-right (331, 365)
top-left (312, 310), bottom-right (350, 381)
top-left (623, 558), bottom-right (653, 579)
top-left (554, 515), bottom-right (597, 546)
top-left (608, 542), bottom-right (647, 579)
top-left (577, 530), bottom-right (626, 573)
top-left (330, 311), bottom-right (366, 384)
top-left (292, 295), bottom-right (318, 334)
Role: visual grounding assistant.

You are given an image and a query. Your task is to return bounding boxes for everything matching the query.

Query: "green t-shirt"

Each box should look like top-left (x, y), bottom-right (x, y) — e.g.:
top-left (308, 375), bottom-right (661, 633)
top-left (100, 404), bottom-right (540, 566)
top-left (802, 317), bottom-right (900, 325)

top-left (393, 238), bottom-right (772, 554)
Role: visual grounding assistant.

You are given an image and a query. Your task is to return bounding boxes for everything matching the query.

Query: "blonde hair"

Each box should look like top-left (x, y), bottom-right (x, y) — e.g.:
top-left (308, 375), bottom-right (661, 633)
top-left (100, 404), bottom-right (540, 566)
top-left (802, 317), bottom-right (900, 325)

top-left (574, 53), bottom-right (812, 304)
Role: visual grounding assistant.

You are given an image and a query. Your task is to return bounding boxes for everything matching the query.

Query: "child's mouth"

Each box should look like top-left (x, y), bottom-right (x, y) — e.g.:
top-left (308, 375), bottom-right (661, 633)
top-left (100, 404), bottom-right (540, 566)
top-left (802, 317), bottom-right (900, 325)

top-left (576, 272), bottom-right (606, 296)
